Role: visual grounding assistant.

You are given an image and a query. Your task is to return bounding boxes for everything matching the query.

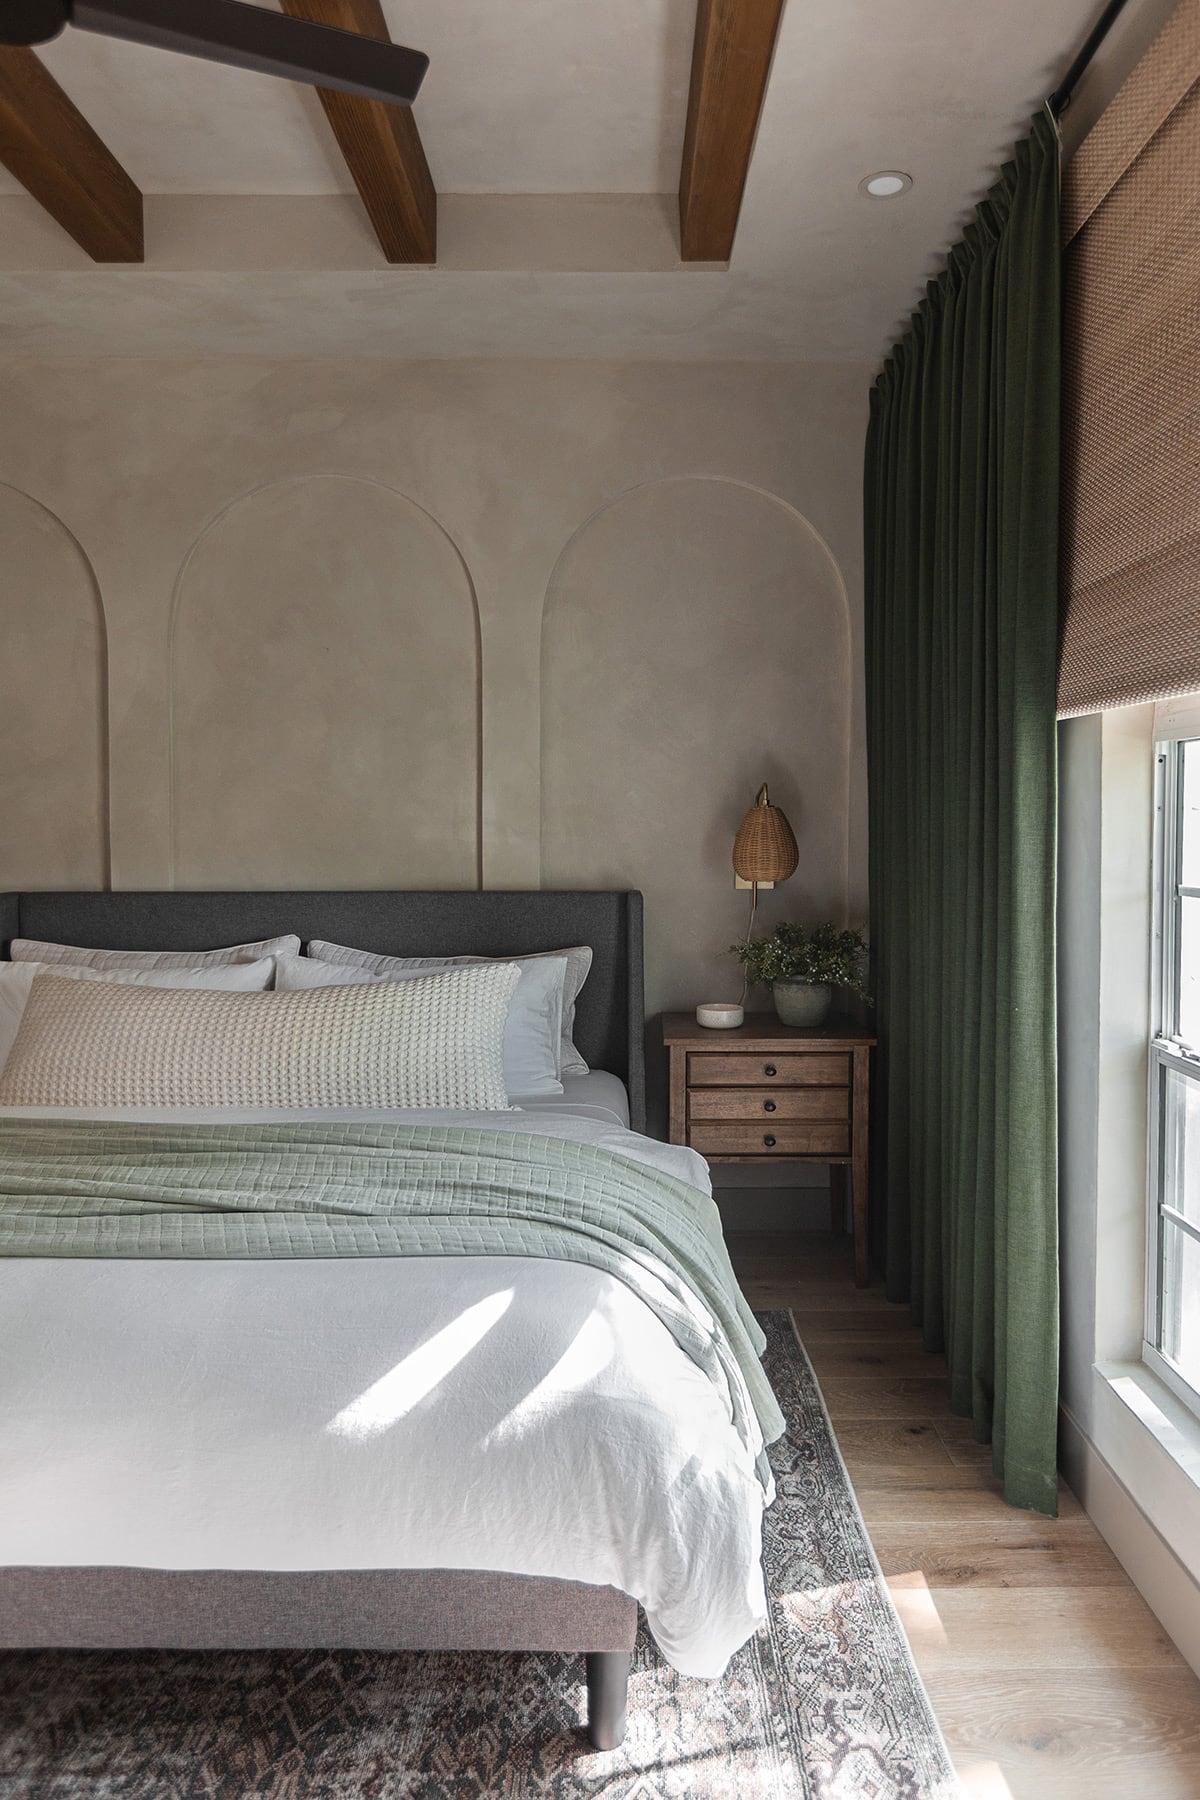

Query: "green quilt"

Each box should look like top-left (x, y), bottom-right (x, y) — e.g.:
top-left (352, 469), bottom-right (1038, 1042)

top-left (0, 1119), bottom-right (784, 1486)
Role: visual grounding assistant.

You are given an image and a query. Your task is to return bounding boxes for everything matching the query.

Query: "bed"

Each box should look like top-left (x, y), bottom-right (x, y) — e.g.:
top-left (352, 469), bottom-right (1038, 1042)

top-left (0, 890), bottom-right (780, 1752)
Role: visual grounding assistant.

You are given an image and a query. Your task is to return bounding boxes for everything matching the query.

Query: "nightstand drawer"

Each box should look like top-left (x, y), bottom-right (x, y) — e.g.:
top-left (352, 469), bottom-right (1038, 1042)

top-left (689, 1086), bottom-right (850, 1122)
top-left (687, 1052), bottom-right (850, 1087)
top-left (690, 1121), bottom-right (851, 1158)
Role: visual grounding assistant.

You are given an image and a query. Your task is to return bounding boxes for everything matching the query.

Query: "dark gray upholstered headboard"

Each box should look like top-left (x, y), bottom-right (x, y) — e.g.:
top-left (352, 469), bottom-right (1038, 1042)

top-left (0, 891), bottom-right (645, 1130)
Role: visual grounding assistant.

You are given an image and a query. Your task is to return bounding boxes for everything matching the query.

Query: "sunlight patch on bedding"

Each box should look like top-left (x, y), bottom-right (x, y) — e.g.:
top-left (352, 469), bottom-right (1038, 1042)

top-left (326, 1289), bottom-right (514, 1441)
top-left (484, 1309), bottom-right (616, 1448)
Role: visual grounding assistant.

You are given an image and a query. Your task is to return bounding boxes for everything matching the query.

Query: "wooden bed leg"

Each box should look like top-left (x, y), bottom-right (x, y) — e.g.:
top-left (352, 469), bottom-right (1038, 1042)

top-left (585, 1650), bottom-right (630, 1750)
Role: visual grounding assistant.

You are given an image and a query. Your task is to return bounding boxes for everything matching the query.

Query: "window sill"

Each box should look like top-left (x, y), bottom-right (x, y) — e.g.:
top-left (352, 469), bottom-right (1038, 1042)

top-left (1095, 1359), bottom-right (1200, 1494)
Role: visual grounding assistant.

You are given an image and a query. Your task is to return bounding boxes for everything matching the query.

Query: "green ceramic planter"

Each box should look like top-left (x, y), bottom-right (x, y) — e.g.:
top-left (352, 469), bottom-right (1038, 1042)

top-left (772, 980), bottom-right (833, 1028)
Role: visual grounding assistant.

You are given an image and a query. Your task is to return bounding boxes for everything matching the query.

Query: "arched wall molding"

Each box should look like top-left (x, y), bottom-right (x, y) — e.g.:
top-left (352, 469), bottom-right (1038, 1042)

top-left (0, 481), bottom-right (111, 888)
top-left (542, 474), bottom-right (853, 637)
top-left (539, 473), bottom-right (854, 918)
top-left (166, 472), bottom-right (484, 889)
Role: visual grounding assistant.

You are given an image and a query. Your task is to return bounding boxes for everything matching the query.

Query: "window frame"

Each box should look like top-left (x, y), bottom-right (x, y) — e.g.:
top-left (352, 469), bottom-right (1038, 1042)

top-left (1146, 708), bottom-right (1200, 1418)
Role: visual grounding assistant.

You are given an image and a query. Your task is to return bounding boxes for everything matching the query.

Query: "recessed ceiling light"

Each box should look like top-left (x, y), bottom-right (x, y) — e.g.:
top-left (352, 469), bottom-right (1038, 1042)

top-left (860, 171), bottom-right (913, 198)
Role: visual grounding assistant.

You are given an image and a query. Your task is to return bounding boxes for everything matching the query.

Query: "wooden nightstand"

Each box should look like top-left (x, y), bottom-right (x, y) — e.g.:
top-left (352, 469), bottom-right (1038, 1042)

top-left (662, 1013), bottom-right (876, 1286)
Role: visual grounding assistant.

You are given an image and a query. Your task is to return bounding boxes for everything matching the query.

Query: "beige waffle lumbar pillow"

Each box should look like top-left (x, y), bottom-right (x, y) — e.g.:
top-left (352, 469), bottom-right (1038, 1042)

top-left (0, 963), bottom-right (521, 1112)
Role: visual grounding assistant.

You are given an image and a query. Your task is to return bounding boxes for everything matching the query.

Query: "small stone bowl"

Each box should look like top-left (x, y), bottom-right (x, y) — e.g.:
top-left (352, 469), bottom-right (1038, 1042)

top-left (696, 1002), bottom-right (745, 1030)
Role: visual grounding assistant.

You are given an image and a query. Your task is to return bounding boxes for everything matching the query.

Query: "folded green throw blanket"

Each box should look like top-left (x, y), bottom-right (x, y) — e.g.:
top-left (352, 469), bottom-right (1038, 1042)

top-left (0, 1119), bottom-right (784, 1487)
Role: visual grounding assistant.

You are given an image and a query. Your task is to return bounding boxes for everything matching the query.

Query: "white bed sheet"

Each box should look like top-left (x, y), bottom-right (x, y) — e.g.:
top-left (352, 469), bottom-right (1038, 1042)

top-left (523, 1070), bottom-right (630, 1127)
top-left (0, 1101), bottom-right (769, 1679)
top-left (0, 1076), bottom-right (631, 1131)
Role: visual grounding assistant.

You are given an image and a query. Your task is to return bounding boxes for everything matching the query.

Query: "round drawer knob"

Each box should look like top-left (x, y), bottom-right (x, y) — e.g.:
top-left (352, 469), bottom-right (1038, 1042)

top-left (763, 1100), bottom-right (777, 1113)
top-left (764, 1064), bottom-right (777, 1077)
top-left (763, 1134), bottom-right (777, 1148)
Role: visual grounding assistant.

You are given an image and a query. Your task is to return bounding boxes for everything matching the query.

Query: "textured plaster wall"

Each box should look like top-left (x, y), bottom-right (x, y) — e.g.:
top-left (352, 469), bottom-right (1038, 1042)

top-left (0, 357), bottom-right (869, 1017)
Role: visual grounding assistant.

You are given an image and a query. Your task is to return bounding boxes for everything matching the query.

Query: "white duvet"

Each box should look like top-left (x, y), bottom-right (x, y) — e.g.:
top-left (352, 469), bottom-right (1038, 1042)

top-left (0, 1096), bottom-right (773, 1678)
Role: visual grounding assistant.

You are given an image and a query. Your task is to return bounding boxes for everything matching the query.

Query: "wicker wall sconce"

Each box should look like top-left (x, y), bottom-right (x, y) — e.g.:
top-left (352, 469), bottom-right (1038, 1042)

top-left (729, 783), bottom-right (799, 1007)
top-left (732, 783), bottom-right (798, 890)
top-left (732, 781), bottom-right (798, 961)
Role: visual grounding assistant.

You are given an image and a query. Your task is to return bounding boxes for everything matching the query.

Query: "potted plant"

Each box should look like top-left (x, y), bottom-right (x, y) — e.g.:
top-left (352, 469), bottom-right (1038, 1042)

top-left (729, 921), bottom-right (870, 1027)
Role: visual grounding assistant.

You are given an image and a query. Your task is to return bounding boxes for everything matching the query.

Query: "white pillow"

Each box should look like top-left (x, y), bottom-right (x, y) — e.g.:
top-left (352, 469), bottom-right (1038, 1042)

top-left (11, 934), bottom-right (300, 971)
top-left (0, 957), bottom-right (276, 1073)
top-left (0, 963), bottom-right (520, 1111)
top-left (306, 940), bottom-right (592, 1077)
top-left (277, 951), bottom-right (566, 1102)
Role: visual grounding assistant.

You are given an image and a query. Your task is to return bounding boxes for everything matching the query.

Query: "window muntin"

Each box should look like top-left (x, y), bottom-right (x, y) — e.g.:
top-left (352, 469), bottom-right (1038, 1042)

top-left (1147, 730), bottom-right (1200, 1414)
top-left (1179, 740), bottom-right (1200, 1050)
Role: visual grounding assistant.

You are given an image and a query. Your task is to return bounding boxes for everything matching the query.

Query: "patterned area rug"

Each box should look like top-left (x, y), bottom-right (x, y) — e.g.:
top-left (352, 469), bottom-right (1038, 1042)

top-left (0, 1313), bottom-right (958, 1799)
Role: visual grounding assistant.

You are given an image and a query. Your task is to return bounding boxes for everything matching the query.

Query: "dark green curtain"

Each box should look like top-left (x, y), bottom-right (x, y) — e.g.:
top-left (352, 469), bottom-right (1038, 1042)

top-left (863, 111), bottom-right (1061, 1515)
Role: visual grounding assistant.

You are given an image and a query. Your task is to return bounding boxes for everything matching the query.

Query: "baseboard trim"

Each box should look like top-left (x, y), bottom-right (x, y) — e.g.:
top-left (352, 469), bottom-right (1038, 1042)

top-left (1060, 1403), bottom-right (1200, 1678)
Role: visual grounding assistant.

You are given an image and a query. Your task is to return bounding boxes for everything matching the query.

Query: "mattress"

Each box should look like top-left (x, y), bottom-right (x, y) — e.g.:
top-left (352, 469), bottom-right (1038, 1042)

top-left (0, 1098), bottom-right (769, 1678)
top-left (0, 1072), bottom-right (632, 1131)
top-left (523, 1069), bottom-right (630, 1127)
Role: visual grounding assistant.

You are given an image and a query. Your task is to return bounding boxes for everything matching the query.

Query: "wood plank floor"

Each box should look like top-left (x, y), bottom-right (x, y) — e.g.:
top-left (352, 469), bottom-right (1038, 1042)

top-left (727, 1230), bottom-right (1200, 1800)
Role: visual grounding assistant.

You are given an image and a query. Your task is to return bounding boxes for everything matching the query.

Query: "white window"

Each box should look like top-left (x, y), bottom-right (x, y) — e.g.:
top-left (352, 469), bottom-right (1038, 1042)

top-left (1147, 701), bottom-right (1200, 1415)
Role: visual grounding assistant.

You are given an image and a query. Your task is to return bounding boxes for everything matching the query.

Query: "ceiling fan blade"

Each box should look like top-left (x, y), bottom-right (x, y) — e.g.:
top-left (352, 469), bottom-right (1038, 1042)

top-left (70, 0), bottom-right (429, 105)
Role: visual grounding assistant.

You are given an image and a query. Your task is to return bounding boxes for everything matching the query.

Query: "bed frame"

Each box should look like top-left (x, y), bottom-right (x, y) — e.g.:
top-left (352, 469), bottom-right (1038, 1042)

top-left (0, 889), bottom-right (646, 1751)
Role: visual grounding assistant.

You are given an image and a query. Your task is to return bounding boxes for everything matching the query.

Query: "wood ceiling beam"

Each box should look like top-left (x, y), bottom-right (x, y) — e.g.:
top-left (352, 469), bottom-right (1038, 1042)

top-left (279, 0), bottom-right (435, 263)
top-left (0, 47), bottom-right (143, 261)
top-left (678, 0), bottom-right (785, 262)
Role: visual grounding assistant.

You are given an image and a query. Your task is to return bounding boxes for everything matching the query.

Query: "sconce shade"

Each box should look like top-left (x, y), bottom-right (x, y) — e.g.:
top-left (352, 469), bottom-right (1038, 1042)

top-left (732, 783), bottom-right (798, 883)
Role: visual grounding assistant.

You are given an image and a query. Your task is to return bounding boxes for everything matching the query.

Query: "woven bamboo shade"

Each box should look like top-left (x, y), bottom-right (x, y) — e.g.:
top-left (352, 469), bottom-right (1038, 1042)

top-left (1059, 0), bottom-right (1200, 715)
top-left (732, 784), bottom-right (798, 883)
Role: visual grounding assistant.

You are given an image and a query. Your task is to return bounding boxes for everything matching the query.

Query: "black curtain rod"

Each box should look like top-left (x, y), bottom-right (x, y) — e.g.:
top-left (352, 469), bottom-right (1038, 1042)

top-left (1049, 0), bottom-right (1131, 117)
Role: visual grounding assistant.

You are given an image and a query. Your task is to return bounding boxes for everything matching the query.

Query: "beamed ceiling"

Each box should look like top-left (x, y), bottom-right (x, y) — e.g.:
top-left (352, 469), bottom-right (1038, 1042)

top-left (0, 0), bottom-right (1113, 359)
